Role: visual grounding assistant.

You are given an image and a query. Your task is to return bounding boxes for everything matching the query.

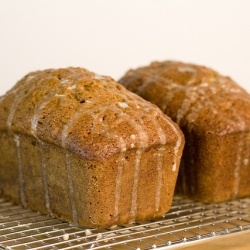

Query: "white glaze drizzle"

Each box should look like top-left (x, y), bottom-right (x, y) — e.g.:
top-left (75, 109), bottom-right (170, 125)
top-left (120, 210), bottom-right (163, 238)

top-left (233, 133), bottom-right (244, 198)
top-left (130, 134), bottom-right (136, 140)
top-left (31, 105), bottom-right (45, 136)
top-left (13, 134), bottom-right (26, 207)
top-left (232, 119), bottom-right (246, 198)
top-left (118, 102), bottom-right (129, 108)
top-left (94, 74), bottom-right (105, 80)
top-left (244, 158), bottom-right (249, 166)
top-left (60, 78), bottom-right (69, 84)
top-left (155, 147), bottom-right (165, 211)
top-left (26, 74), bottom-right (35, 81)
top-left (178, 66), bottom-right (197, 73)
top-left (176, 88), bottom-right (197, 124)
top-left (114, 152), bottom-right (126, 218)
top-left (243, 133), bottom-right (250, 167)
top-left (61, 108), bottom-right (83, 148)
top-left (39, 140), bottom-right (51, 213)
top-left (130, 149), bottom-right (143, 218)
top-left (65, 151), bottom-right (78, 224)
top-left (67, 84), bottom-right (76, 90)
top-left (114, 134), bottom-right (127, 219)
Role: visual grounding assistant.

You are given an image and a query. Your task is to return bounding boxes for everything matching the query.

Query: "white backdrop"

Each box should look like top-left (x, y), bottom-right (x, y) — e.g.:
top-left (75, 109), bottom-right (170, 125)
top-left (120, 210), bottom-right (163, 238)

top-left (0, 0), bottom-right (250, 95)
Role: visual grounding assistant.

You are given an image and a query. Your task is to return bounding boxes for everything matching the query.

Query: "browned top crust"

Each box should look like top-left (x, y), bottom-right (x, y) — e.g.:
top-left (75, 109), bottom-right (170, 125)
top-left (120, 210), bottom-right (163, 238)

top-left (0, 67), bottom-right (184, 161)
top-left (119, 61), bottom-right (250, 135)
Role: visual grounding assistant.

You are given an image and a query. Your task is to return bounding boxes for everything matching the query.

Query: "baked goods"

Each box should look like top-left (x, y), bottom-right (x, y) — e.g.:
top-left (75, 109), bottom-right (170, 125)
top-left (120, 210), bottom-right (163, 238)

top-left (119, 60), bottom-right (250, 203)
top-left (0, 67), bottom-right (184, 228)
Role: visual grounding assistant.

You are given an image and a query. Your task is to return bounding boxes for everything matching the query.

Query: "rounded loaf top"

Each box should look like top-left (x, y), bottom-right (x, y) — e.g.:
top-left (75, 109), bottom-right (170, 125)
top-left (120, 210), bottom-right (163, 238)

top-left (0, 67), bottom-right (184, 160)
top-left (119, 61), bottom-right (250, 135)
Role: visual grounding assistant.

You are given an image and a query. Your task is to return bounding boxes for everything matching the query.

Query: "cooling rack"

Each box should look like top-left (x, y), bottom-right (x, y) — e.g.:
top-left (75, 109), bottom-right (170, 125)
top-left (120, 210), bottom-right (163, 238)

top-left (1, 196), bottom-right (250, 250)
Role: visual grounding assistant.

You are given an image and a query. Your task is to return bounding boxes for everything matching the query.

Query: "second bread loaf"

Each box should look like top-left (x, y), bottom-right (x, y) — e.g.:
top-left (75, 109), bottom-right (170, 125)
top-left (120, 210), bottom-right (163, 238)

top-left (119, 61), bottom-right (250, 203)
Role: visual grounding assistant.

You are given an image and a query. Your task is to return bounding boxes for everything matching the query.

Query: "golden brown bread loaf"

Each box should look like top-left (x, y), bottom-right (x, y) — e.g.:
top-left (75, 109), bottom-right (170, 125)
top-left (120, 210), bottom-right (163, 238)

top-left (0, 67), bottom-right (184, 228)
top-left (119, 60), bottom-right (250, 203)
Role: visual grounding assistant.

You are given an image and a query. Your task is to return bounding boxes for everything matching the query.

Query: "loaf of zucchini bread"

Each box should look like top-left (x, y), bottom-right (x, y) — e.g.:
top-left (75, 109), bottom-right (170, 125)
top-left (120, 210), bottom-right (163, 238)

top-left (0, 67), bottom-right (184, 228)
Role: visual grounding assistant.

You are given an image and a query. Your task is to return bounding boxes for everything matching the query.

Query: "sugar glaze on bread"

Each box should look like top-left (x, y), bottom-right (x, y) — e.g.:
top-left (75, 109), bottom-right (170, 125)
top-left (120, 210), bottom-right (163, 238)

top-left (0, 67), bottom-right (184, 228)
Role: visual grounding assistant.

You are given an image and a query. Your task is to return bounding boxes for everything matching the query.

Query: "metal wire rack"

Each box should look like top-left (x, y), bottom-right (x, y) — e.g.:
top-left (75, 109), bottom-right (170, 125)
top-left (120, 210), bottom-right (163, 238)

top-left (1, 196), bottom-right (250, 250)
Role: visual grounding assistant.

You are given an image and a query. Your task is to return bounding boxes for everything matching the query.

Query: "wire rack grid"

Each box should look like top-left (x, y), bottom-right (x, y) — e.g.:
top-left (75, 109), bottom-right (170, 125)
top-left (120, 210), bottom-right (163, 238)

top-left (1, 196), bottom-right (250, 250)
